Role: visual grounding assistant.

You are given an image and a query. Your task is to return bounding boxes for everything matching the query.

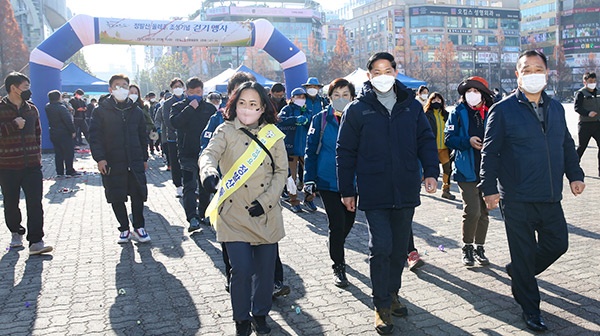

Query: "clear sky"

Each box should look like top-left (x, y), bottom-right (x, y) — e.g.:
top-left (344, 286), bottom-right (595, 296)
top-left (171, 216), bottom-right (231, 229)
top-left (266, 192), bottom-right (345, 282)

top-left (65, 0), bottom-right (339, 79)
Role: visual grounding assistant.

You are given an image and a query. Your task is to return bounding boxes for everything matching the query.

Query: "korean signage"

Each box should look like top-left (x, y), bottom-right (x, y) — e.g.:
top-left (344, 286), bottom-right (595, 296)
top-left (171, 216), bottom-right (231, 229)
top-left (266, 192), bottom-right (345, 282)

top-left (410, 6), bottom-right (520, 19)
top-left (97, 18), bottom-right (253, 47)
top-left (206, 6), bottom-right (320, 19)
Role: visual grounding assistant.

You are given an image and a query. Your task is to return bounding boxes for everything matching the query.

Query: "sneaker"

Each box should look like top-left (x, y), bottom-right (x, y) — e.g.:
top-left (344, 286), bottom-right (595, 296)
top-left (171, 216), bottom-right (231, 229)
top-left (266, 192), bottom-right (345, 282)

top-left (29, 240), bottom-right (53, 255)
top-left (132, 228), bottom-right (151, 243)
top-left (188, 218), bottom-right (202, 233)
top-left (290, 205), bottom-right (303, 213)
top-left (176, 186), bottom-right (183, 198)
top-left (303, 200), bottom-right (317, 212)
top-left (117, 230), bottom-right (131, 244)
top-left (441, 190), bottom-right (456, 200)
top-left (166, 166), bottom-right (171, 171)
top-left (374, 308), bottom-right (394, 335)
top-left (281, 190), bottom-right (290, 201)
top-left (251, 315), bottom-right (272, 335)
top-left (462, 244), bottom-right (475, 266)
top-left (272, 281), bottom-right (291, 297)
top-left (474, 245), bottom-right (490, 265)
top-left (10, 232), bottom-right (24, 248)
top-left (200, 217), bottom-right (211, 226)
top-left (66, 171), bottom-right (82, 176)
top-left (235, 320), bottom-right (252, 336)
top-left (333, 263), bottom-right (349, 288)
top-left (390, 293), bottom-right (408, 317)
top-left (407, 251), bottom-right (425, 272)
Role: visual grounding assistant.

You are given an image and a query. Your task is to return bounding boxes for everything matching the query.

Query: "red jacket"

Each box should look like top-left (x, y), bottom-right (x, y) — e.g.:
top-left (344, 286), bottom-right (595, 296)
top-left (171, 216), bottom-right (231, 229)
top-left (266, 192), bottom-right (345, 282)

top-left (0, 96), bottom-right (42, 169)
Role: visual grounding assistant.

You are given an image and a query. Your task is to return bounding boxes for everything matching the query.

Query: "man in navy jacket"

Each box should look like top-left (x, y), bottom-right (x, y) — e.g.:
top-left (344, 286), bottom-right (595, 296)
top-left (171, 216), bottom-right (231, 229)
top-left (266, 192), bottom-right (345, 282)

top-left (336, 52), bottom-right (439, 335)
top-left (479, 50), bottom-right (585, 332)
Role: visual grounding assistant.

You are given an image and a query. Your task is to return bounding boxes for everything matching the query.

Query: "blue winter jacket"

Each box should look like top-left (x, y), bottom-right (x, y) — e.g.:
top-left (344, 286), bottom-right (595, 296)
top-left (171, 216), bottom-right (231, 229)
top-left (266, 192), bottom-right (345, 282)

top-left (444, 103), bottom-right (481, 182)
top-left (277, 103), bottom-right (313, 156)
top-left (305, 95), bottom-right (328, 118)
top-left (304, 106), bottom-right (341, 192)
top-left (478, 90), bottom-right (584, 202)
top-left (336, 80), bottom-right (439, 210)
top-left (200, 109), bottom-right (225, 152)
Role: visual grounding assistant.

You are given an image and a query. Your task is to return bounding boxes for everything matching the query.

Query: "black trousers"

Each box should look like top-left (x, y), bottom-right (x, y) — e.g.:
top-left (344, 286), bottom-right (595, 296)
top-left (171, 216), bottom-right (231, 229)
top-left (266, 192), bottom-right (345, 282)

top-left (167, 142), bottom-right (182, 187)
top-left (320, 190), bottom-right (356, 265)
top-left (0, 167), bottom-right (44, 245)
top-left (111, 171), bottom-right (146, 232)
top-left (576, 122), bottom-right (600, 173)
top-left (74, 118), bottom-right (89, 145)
top-left (181, 161), bottom-right (211, 222)
top-left (50, 131), bottom-right (74, 175)
top-left (501, 201), bottom-right (568, 315)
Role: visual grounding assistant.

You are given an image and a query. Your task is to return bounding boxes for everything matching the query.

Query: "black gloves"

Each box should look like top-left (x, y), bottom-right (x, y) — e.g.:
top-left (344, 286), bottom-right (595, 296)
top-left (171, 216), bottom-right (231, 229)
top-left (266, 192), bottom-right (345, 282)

top-left (203, 174), bottom-right (220, 193)
top-left (248, 200), bottom-right (265, 217)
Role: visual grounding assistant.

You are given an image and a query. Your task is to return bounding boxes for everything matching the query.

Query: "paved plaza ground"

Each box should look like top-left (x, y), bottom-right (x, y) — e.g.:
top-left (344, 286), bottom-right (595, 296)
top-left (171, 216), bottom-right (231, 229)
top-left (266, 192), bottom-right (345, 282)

top-left (0, 105), bottom-right (599, 335)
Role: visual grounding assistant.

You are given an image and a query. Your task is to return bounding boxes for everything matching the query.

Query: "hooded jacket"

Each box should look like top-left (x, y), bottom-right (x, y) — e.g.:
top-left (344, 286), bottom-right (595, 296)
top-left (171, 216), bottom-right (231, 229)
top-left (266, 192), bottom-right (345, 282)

top-left (336, 80), bottom-right (439, 210)
top-left (444, 103), bottom-right (482, 183)
top-left (304, 105), bottom-right (342, 192)
top-left (89, 95), bottom-right (148, 203)
top-left (479, 90), bottom-right (584, 202)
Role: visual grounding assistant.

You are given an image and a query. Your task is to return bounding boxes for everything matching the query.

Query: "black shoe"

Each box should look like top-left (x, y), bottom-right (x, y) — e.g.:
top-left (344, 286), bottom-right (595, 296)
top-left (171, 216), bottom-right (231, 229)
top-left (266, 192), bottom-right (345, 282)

top-left (522, 313), bottom-right (548, 332)
top-left (333, 263), bottom-right (349, 288)
top-left (66, 170), bottom-right (81, 176)
top-left (251, 315), bottom-right (271, 335)
top-left (462, 244), bottom-right (475, 266)
top-left (474, 245), bottom-right (490, 265)
top-left (272, 281), bottom-right (290, 297)
top-left (235, 320), bottom-right (252, 336)
top-left (188, 218), bottom-right (202, 233)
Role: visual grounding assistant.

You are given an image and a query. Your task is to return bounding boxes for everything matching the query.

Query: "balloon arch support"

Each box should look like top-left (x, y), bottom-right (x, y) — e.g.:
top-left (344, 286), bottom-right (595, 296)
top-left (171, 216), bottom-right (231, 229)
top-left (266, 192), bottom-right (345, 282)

top-left (29, 15), bottom-right (308, 150)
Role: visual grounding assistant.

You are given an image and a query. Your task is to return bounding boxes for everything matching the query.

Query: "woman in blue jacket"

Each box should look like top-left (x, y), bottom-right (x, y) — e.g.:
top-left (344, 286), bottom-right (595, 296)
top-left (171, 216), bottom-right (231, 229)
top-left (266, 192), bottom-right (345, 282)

top-left (278, 87), bottom-right (314, 213)
top-left (304, 78), bottom-right (356, 287)
top-left (445, 76), bottom-right (494, 267)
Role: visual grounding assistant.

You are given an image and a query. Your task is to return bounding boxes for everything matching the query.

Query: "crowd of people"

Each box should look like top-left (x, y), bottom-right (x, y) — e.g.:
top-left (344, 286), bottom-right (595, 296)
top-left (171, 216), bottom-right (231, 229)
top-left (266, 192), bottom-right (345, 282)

top-left (1, 48), bottom-right (596, 335)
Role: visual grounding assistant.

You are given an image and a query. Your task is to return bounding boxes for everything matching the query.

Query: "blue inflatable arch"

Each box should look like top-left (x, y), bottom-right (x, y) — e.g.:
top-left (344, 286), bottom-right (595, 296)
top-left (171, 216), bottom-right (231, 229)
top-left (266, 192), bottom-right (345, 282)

top-left (30, 15), bottom-right (308, 149)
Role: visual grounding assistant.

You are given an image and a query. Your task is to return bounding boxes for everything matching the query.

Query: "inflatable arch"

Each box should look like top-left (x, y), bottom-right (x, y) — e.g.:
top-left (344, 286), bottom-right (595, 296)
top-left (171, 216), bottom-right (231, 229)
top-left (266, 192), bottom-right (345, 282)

top-left (30, 15), bottom-right (308, 149)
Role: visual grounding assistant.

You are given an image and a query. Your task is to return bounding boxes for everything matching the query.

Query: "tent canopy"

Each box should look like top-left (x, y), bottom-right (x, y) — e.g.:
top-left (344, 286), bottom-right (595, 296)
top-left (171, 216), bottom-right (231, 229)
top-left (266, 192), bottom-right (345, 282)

top-left (60, 63), bottom-right (109, 94)
top-left (344, 68), bottom-right (427, 90)
top-left (203, 64), bottom-right (277, 95)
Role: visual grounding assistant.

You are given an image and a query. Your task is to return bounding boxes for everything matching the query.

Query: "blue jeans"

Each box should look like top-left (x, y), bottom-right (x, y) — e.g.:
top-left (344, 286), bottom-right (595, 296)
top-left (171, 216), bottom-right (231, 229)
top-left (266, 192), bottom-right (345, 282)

top-left (225, 242), bottom-right (277, 321)
top-left (365, 208), bottom-right (414, 309)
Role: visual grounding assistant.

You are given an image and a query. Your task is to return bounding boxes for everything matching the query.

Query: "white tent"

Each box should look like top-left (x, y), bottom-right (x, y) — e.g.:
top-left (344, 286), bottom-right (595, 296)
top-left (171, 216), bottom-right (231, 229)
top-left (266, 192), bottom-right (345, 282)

top-left (344, 68), bottom-right (369, 90)
top-left (203, 68), bottom-right (236, 94)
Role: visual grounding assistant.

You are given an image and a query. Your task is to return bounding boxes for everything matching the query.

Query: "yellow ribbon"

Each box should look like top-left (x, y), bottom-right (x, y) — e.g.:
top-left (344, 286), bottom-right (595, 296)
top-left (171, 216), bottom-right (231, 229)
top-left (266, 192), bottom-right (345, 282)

top-left (205, 124), bottom-right (284, 228)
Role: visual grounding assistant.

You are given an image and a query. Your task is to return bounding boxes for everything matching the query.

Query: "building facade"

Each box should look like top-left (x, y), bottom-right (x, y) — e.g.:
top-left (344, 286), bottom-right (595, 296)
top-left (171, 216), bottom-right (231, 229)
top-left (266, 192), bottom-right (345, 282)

top-left (10, 0), bottom-right (70, 51)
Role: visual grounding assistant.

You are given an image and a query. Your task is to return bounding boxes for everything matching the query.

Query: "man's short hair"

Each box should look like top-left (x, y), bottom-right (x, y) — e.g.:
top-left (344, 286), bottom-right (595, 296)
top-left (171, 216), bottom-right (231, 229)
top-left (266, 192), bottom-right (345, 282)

top-left (517, 50), bottom-right (548, 69)
top-left (75, 89), bottom-right (84, 95)
top-left (170, 78), bottom-right (184, 88)
top-left (227, 72), bottom-right (256, 95)
top-left (109, 74), bottom-right (130, 87)
top-left (148, 91), bottom-right (156, 97)
top-left (4, 72), bottom-right (30, 93)
top-left (90, 98), bottom-right (97, 103)
top-left (583, 72), bottom-right (596, 81)
top-left (271, 83), bottom-right (285, 93)
top-left (186, 77), bottom-right (204, 90)
top-left (48, 90), bottom-right (61, 102)
top-left (366, 52), bottom-right (396, 71)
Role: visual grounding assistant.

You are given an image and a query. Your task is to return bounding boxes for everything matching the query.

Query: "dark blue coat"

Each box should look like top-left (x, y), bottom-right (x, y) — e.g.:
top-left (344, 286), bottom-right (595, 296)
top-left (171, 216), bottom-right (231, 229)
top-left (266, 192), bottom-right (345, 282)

top-left (445, 103), bottom-right (481, 182)
top-left (304, 106), bottom-right (340, 192)
top-left (277, 103), bottom-right (313, 156)
top-left (200, 109), bottom-right (225, 152)
top-left (336, 80), bottom-right (439, 210)
top-left (479, 90), bottom-right (584, 202)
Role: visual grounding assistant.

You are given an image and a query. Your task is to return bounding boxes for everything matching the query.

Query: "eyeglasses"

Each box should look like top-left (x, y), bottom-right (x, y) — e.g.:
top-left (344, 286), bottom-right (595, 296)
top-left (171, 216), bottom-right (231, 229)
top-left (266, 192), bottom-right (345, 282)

top-left (115, 85), bottom-right (129, 90)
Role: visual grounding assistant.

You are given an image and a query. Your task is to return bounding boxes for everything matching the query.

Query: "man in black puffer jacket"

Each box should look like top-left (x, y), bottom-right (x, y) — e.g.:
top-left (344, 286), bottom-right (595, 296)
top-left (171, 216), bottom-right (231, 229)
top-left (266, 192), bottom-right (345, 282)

top-left (170, 77), bottom-right (216, 232)
top-left (45, 90), bottom-right (76, 176)
top-left (89, 74), bottom-right (150, 244)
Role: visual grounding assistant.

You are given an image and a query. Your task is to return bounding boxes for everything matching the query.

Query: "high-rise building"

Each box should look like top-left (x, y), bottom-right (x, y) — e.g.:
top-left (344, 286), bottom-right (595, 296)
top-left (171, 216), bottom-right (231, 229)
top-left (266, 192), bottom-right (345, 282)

top-left (10, 0), bottom-right (71, 51)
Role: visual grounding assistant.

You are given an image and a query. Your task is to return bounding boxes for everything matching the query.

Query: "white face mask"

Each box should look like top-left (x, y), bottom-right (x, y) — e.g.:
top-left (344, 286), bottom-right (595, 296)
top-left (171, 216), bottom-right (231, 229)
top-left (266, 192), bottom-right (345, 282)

top-left (306, 88), bottom-right (319, 96)
top-left (237, 108), bottom-right (262, 125)
top-left (420, 94), bottom-right (428, 100)
top-left (370, 75), bottom-right (395, 93)
top-left (112, 87), bottom-right (130, 102)
top-left (128, 94), bottom-right (138, 102)
top-left (465, 91), bottom-right (482, 107)
top-left (173, 87), bottom-right (184, 96)
top-left (294, 99), bottom-right (306, 107)
top-left (520, 74), bottom-right (547, 94)
top-left (332, 98), bottom-right (351, 112)
top-left (150, 98), bottom-right (156, 102)
top-left (587, 83), bottom-right (597, 90)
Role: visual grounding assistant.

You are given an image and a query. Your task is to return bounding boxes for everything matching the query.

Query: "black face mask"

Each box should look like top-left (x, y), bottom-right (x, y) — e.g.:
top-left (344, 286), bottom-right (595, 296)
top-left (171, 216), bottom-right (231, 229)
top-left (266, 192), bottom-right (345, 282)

top-left (431, 102), bottom-right (442, 110)
top-left (20, 89), bottom-right (32, 101)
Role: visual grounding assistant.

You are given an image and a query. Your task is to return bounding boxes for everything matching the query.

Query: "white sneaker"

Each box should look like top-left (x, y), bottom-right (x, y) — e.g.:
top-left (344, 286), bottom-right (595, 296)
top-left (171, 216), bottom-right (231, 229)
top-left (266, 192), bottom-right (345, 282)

top-left (132, 228), bottom-right (151, 243)
top-left (29, 240), bottom-right (53, 255)
top-left (176, 186), bottom-right (183, 198)
top-left (117, 230), bottom-right (131, 244)
top-left (10, 232), bottom-right (23, 248)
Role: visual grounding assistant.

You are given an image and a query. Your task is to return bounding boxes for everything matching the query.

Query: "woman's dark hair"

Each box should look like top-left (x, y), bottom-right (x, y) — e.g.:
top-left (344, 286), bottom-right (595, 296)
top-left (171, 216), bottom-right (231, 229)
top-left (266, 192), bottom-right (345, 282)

top-left (224, 81), bottom-right (278, 124)
top-left (227, 72), bottom-right (256, 95)
top-left (327, 78), bottom-right (356, 99)
top-left (424, 92), bottom-right (446, 112)
top-left (129, 84), bottom-right (145, 108)
top-left (417, 85), bottom-right (429, 94)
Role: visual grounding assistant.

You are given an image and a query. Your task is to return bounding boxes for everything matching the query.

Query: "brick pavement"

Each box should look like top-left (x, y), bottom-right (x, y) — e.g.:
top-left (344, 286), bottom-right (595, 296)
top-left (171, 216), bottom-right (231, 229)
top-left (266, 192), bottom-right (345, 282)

top-left (0, 105), bottom-right (599, 335)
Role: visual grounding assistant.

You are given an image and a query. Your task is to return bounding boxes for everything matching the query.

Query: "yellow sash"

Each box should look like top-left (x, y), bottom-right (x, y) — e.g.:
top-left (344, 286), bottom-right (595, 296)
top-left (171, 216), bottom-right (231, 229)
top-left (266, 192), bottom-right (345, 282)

top-left (205, 124), bottom-right (284, 228)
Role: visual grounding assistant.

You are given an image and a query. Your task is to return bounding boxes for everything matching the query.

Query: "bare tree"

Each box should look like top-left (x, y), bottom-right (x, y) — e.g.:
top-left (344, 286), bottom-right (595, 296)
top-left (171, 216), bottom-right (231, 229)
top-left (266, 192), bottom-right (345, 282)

top-left (432, 39), bottom-right (461, 99)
